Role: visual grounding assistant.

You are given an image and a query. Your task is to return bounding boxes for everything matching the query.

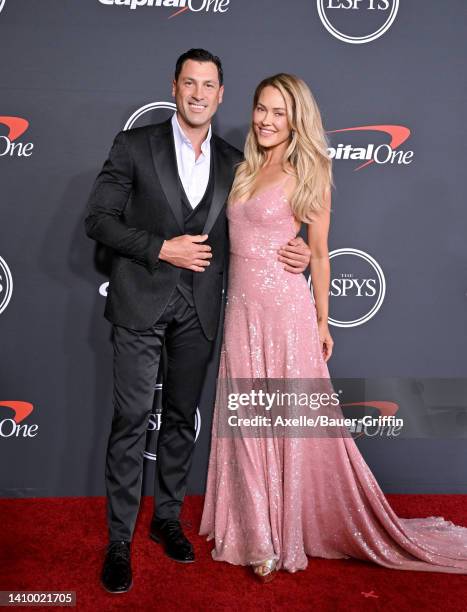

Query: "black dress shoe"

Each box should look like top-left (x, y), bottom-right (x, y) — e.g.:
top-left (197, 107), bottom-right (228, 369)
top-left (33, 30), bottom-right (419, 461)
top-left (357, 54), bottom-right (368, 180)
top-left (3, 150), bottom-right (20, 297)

top-left (101, 540), bottom-right (133, 593)
top-left (150, 518), bottom-right (195, 563)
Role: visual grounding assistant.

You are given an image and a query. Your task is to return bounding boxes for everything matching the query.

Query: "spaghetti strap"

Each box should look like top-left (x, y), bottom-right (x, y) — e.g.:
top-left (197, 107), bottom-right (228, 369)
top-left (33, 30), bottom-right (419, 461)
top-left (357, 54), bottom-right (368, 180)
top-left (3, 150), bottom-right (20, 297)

top-left (281, 173), bottom-right (292, 187)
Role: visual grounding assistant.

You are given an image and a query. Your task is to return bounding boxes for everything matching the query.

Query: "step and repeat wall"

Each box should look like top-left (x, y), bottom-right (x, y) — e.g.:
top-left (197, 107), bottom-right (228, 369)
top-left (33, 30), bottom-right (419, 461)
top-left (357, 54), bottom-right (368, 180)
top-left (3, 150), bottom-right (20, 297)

top-left (1, 0), bottom-right (466, 497)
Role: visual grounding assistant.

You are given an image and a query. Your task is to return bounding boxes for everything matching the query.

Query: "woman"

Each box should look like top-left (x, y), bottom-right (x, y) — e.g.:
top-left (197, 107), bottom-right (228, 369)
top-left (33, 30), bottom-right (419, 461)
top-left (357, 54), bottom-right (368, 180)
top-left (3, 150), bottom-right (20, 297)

top-left (199, 74), bottom-right (467, 581)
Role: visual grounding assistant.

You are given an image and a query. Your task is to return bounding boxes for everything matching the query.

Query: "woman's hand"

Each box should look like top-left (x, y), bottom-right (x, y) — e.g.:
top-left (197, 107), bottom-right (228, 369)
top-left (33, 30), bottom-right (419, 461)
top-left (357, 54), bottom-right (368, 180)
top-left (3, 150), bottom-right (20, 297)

top-left (317, 320), bottom-right (334, 362)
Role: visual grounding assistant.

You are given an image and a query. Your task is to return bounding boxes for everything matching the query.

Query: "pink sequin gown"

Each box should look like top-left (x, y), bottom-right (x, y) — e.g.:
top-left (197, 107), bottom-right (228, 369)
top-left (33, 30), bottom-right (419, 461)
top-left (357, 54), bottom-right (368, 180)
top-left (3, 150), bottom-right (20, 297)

top-left (199, 178), bottom-right (467, 573)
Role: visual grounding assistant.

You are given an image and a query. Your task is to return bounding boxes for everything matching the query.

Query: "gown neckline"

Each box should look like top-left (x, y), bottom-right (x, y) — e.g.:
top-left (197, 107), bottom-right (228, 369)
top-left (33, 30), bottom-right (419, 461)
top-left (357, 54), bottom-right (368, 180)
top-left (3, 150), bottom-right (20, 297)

top-left (235, 182), bottom-right (288, 206)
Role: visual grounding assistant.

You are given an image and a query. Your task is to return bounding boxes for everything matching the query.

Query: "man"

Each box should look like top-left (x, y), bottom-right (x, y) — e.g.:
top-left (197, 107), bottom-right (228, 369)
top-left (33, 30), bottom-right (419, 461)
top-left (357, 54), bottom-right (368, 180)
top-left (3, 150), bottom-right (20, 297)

top-left (85, 49), bottom-right (310, 593)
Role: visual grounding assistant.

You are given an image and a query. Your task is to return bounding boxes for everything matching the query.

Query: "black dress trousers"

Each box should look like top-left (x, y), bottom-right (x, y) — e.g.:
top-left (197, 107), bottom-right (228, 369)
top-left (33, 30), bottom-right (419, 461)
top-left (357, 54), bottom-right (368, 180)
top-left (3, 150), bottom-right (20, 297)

top-left (105, 289), bottom-right (214, 541)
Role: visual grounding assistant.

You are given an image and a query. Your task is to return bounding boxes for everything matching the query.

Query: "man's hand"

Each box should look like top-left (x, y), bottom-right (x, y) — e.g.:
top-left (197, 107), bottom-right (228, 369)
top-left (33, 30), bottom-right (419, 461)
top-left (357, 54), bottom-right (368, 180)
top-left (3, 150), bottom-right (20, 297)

top-left (277, 236), bottom-right (310, 274)
top-left (159, 234), bottom-right (212, 272)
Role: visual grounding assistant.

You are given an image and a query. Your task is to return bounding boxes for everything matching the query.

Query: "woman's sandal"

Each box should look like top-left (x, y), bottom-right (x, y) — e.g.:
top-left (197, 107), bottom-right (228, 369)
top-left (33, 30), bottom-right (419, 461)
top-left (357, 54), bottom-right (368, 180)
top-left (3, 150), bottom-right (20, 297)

top-left (252, 559), bottom-right (277, 583)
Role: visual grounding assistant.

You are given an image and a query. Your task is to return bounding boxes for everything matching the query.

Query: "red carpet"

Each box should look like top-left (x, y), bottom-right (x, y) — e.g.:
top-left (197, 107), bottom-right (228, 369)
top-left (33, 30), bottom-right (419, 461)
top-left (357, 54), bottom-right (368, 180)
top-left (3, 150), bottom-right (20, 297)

top-left (1, 495), bottom-right (466, 611)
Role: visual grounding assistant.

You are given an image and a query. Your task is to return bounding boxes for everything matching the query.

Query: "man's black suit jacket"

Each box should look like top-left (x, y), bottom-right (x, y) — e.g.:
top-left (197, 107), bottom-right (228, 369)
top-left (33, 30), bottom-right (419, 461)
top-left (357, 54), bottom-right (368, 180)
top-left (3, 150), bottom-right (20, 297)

top-left (85, 118), bottom-right (243, 340)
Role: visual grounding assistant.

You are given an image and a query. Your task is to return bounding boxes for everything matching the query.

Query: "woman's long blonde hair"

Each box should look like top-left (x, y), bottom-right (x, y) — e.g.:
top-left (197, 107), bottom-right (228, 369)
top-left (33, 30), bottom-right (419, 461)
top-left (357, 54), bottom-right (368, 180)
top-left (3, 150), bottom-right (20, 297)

top-left (229, 73), bottom-right (333, 221)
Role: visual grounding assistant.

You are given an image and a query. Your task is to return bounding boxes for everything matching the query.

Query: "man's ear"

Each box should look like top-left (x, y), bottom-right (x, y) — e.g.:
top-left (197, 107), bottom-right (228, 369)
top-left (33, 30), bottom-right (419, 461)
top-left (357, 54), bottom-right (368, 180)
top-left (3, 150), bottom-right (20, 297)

top-left (218, 84), bottom-right (225, 104)
top-left (171, 79), bottom-right (177, 98)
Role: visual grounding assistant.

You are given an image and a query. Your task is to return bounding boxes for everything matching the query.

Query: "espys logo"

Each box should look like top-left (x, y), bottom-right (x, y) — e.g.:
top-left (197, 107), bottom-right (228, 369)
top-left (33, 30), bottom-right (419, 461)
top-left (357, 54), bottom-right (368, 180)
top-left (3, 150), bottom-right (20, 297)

top-left (124, 101), bottom-right (176, 131)
top-left (144, 383), bottom-right (201, 461)
top-left (0, 256), bottom-right (13, 315)
top-left (0, 401), bottom-right (38, 438)
top-left (317, 0), bottom-right (399, 44)
top-left (0, 116), bottom-right (34, 158)
top-left (309, 248), bottom-right (386, 327)
top-left (327, 125), bottom-right (413, 170)
top-left (98, 0), bottom-right (230, 18)
top-left (99, 282), bottom-right (108, 297)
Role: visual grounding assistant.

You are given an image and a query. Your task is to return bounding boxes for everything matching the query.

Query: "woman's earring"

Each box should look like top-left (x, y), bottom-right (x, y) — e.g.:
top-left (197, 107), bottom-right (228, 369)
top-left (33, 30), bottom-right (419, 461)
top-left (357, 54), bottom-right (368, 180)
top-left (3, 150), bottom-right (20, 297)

top-left (290, 130), bottom-right (295, 139)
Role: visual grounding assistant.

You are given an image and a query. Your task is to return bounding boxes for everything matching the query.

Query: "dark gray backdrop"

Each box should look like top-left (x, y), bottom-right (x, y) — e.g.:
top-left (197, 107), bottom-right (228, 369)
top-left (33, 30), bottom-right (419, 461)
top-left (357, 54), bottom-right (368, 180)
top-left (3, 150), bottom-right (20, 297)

top-left (1, 0), bottom-right (466, 498)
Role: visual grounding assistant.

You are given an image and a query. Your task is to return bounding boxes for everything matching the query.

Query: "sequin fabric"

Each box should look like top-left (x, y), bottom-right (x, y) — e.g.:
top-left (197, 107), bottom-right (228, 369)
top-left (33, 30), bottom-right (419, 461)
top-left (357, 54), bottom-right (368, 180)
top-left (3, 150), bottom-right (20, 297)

top-left (199, 179), bottom-right (467, 573)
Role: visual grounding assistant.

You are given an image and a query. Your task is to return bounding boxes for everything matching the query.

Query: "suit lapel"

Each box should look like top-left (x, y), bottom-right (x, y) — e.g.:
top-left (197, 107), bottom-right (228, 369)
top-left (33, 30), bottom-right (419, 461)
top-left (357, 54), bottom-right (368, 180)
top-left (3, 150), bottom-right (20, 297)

top-left (150, 120), bottom-right (184, 232)
top-left (203, 136), bottom-right (233, 235)
top-left (150, 121), bottom-right (234, 236)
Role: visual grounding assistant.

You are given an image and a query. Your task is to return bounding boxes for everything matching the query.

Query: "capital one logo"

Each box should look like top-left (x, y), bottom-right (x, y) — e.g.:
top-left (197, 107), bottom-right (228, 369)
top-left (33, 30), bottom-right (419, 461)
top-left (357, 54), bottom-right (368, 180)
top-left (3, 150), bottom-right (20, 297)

top-left (317, 0), bottom-right (399, 44)
top-left (98, 0), bottom-right (230, 18)
top-left (0, 256), bottom-right (13, 315)
top-left (309, 248), bottom-right (386, 327)
top-left (144, 384), bottom-right (201, 461)
top-left (340, 400), bottom-right (401, 438)
top-left (0, 116), bottom-right (34, 158)
top-left (0, 401), bottom-right (38, 438)
top-left (327, 125), bottom-right (414, 170)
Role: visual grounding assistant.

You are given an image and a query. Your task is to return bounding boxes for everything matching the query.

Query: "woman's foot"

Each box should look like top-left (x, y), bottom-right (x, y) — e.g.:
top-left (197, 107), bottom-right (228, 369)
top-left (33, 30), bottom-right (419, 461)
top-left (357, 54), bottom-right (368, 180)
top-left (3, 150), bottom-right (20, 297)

top-left (252, 559), bottom-right (277, 583)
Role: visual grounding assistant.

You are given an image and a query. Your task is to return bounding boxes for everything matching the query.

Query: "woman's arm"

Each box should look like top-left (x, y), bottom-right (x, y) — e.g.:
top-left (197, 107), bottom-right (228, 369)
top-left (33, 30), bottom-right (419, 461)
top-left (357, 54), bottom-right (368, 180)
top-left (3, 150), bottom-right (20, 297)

top-left (307, 189), bottom-right (334, 361)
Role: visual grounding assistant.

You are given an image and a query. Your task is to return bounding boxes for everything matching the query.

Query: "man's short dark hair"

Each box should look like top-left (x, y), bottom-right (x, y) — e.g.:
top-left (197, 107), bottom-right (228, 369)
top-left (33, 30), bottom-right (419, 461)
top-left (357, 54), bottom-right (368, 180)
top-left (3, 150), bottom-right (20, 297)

top-left (175, 48), bottom-right (224, 86)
